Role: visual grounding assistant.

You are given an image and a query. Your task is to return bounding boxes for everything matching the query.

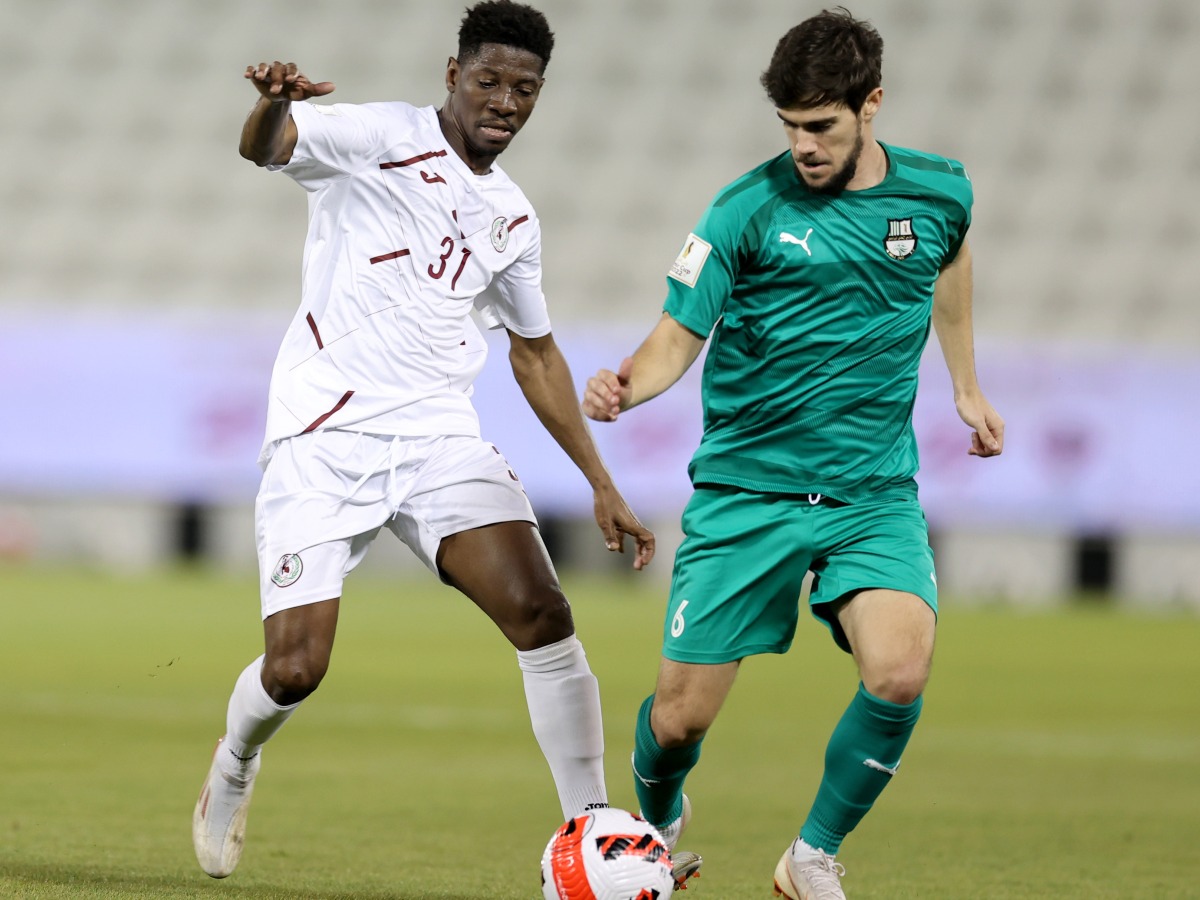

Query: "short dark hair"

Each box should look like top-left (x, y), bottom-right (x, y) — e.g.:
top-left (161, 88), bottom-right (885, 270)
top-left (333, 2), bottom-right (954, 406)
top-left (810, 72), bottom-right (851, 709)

top-left (760, 7), bottom-right (883, 112)
top-left (457, 0), bottom-right (555, 71)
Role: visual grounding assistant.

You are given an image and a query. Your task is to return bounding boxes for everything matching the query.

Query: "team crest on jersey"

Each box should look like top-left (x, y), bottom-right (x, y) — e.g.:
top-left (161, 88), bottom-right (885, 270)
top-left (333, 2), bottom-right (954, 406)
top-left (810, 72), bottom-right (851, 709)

top-left (271, 553), bottom-right (303, 588)
top-left (490, 217), bottom-right (509, 252)
top-left (884, 218), bottom-right (918, 260)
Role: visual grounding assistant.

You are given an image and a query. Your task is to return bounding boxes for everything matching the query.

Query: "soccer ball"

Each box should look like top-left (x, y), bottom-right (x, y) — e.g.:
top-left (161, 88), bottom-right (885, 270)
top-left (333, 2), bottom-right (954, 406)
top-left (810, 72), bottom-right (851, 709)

top-left (540, 807), bottom-right (675, 900)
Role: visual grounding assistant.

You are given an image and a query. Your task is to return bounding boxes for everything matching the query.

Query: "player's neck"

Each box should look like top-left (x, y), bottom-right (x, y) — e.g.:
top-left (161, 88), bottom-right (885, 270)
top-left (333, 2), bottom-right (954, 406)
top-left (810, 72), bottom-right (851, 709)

top-left (845, 138), bottom-right (888, 192)
top-left (436, 106), bottom-right (498, 176)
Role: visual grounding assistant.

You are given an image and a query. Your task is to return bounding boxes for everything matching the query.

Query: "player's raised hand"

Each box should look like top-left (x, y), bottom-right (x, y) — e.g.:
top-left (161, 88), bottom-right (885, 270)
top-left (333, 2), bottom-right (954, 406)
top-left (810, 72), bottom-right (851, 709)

top-left (956, 391), bottom-right (1004, 458)
top-left (593, 483), bottom-right (656, 570)
top-left (582, 357), bottom-right (634, 422)
top-left (245, 61), bottom-right (335, 102)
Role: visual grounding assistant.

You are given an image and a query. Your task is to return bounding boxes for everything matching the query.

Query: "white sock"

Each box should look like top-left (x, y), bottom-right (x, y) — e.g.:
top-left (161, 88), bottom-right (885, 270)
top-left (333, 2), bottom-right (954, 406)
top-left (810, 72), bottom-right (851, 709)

top-left (792, 837), bottom-right (831, 861)
top-left (517, 635), bottom-right (607, 819)
top-left (220, 655), bottom-right (300, 777)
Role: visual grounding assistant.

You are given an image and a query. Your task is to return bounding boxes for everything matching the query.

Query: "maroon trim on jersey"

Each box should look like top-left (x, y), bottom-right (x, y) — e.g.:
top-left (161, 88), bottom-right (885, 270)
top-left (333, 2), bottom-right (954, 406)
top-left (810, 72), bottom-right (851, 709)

top-left (301, 391), bottom-right (355, 435)
top-left (379, 150), bottom-right (448, 169)
top-left (306, 312), bottom-right (324, 350)
top-left (370, 249), bottom-right (411, 265)
top-left (508, 215), bottom-right (530, 231)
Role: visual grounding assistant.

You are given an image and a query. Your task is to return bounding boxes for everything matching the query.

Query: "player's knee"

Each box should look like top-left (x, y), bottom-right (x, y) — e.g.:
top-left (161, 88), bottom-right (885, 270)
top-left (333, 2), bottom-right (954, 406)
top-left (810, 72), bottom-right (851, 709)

top-left (510, 587), bottom-right (574, 650)
top-left (651, 702), bottom-right (712, 748)
top-left (262, 652), bottom-right (329, 705)
top-left (862, 660), bottom-right (929, 705)
top-left (653, 719), bottom-right (708, 748)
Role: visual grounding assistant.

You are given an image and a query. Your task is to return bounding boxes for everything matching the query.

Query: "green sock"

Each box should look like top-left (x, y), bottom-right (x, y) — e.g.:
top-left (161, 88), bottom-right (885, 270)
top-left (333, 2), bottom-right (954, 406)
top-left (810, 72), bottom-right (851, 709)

top-left (800, 683), bottom-right (923, 854)
top-left (631, 694), bottom-right (702, 829)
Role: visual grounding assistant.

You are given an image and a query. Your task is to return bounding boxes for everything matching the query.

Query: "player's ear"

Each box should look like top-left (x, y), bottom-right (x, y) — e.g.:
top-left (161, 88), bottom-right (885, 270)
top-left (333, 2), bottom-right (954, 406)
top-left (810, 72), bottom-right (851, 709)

top-left (860, 87), bottom-right (883, 123)
top-left (445, 56), bottom-right (459, 92)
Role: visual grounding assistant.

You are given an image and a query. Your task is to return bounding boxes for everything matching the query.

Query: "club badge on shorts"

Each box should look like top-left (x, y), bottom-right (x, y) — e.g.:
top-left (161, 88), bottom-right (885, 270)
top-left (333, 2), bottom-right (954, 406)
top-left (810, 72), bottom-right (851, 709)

top-left (271, 553), bottom-right (304, 588)
top-left (884, 217), bottom-right (918, 260)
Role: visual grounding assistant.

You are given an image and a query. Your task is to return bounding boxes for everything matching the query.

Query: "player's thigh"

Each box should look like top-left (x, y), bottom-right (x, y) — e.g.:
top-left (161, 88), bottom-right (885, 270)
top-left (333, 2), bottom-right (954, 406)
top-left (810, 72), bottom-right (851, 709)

top-left (651, 657), bottom-right (740, 741)
top-left (391, 437), bottom-right (567, 647)
top-left (808, 497), bottom-right (938, 654)
top-left (256, 435), bottom-right (388, 620)
top-left (437, 520), bottom-right (574, 646)
top-left (835, 588), bottom-right (935, 702)
top-left (262, 597), bottom-right (342, 696)
top-left (389, 436), bottom-right (539, 576)
top-left (665, 486), bottom-right (813, 664)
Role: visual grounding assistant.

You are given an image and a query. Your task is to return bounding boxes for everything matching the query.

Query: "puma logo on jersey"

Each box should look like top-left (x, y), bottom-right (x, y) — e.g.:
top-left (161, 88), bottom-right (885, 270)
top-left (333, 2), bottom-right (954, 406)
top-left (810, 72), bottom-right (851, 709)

top-left (780, 228), bottom-right (814, 256)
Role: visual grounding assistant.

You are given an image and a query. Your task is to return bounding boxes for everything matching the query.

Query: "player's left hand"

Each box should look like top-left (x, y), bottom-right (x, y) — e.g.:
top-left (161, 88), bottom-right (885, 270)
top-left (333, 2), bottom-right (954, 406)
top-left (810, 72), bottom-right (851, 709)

top-left (955, 391), bottom-right (1004, 458)
top-left (593, 483), bottom-right (655, 570)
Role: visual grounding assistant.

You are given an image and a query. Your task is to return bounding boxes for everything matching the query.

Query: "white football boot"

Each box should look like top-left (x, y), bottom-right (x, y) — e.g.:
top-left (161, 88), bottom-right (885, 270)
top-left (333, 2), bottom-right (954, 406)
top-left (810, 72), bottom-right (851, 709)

top-left (773, 839), bottom-right (847, 900)
top-left (192, 737), bottom-right (260, 878)
top-left (646, 792), bottom-right (701, 891)
top-left (670, 848), bottom-right (703, 893)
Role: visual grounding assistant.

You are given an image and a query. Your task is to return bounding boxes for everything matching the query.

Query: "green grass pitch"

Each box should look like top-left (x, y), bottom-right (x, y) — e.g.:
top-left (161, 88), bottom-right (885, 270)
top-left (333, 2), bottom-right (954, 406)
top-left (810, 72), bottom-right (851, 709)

top-left (1, 563), bottom-right (1198, 898)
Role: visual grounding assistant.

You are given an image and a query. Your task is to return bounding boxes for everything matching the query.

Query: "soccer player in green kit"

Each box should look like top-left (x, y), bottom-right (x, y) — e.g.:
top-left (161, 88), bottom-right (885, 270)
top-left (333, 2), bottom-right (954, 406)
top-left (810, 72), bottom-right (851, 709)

top-left (582, 8), bottom-right (1004, 899)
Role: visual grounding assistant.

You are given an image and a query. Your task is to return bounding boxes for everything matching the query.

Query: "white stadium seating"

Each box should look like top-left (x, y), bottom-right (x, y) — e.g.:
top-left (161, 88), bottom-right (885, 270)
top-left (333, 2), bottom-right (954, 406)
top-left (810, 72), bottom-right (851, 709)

top-left (0, 0), bottom-right (1197, 342)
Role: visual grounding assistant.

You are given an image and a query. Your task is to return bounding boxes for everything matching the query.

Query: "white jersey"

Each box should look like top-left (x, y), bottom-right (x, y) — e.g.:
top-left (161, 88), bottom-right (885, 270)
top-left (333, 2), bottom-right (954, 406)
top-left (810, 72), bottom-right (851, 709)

top-left (259, 100), bottom-right (552, 465)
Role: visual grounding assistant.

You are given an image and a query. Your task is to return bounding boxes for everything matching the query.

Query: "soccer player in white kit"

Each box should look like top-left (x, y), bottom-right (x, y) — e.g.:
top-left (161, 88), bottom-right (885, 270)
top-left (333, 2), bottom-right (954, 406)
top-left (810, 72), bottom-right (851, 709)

top-left (192, 1), bottom-right (655, 879)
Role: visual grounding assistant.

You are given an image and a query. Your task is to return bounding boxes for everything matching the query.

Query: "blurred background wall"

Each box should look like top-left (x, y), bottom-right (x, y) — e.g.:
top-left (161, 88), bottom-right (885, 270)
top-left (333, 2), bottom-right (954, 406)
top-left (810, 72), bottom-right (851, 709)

top-left (0, 0), bottom-right (1197, 606)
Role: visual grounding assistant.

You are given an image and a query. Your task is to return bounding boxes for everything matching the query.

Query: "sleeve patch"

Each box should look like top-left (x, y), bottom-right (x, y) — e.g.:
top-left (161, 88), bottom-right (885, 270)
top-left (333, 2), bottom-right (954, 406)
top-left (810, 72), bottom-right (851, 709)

top-left (667, 233), bottom-right (712, 288)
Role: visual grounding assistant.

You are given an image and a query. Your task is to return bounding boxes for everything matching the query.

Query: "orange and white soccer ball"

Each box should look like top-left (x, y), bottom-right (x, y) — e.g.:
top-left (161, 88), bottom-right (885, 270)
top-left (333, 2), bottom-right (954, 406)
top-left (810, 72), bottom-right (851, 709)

top-left (540, 807), bottom-right (675, 900)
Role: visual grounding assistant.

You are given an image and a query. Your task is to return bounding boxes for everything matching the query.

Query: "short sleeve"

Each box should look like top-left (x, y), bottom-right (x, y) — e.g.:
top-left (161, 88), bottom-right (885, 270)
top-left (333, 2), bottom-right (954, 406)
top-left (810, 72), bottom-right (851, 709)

top-left (944, 161), bottom-right (974, 265)
top-left (274, 101), bottom-right (396, 191)
top-left (661, 200), bottom-right (743, 338)
top-left (473, 216), bottom-right (551, 337)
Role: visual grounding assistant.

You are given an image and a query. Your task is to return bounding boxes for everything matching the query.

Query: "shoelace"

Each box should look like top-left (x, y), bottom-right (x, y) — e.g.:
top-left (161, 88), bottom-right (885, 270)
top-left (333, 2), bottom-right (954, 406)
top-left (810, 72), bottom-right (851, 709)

top-left (796, 851), bottom-right (846, 897)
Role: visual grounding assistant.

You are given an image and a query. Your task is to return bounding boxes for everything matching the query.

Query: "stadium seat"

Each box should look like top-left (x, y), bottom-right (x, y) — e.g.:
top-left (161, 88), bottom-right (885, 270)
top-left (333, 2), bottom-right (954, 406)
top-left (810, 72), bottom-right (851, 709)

top-left (0, 0), bottom-right (1196, 345)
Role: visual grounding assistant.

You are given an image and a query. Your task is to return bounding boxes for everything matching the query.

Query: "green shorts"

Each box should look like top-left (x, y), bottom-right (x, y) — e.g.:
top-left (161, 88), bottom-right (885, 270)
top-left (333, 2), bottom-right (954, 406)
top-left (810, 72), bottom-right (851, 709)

top-left (663, 485), bottom-right (938, 662)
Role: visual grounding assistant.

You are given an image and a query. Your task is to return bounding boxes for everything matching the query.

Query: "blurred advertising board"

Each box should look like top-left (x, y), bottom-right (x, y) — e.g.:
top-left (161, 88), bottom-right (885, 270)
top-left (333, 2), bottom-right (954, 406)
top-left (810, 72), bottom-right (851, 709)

top-left (1, 312), bottom-right (1195, 530)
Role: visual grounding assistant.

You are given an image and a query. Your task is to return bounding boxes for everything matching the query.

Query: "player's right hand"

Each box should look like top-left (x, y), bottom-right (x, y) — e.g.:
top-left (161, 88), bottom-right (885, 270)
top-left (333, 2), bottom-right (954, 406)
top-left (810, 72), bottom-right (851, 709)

top-left (582, 357), bottom-right (633, 422)
top-left (244, 61), bottom-right (335, 103)
top-left (592, 482), bottom-right (656, 571)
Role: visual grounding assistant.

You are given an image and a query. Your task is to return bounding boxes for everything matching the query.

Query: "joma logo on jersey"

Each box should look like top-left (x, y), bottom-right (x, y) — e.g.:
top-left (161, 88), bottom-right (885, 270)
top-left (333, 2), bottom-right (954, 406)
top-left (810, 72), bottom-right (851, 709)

top-left (883, 218), bottom-right (918, 260)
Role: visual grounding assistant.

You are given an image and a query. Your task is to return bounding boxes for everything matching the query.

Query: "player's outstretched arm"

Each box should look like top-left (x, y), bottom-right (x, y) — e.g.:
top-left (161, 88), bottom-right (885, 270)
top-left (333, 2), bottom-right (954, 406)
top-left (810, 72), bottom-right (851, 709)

top-left (582, 313), bottom-right (706, 422)
top-left (507, 330), bottom-right (655, 570)
top-left (239, 61), bottom-right (335, 167)
top-left (932, 239), bottom-right (1004, 458)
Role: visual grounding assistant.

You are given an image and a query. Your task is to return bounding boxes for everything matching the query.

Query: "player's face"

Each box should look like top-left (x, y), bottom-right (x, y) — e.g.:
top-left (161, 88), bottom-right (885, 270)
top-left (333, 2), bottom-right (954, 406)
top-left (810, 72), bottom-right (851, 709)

top-left (778, 97), bottom-right (875, 194)
top-left (443, 44), bottom-right (544, 164)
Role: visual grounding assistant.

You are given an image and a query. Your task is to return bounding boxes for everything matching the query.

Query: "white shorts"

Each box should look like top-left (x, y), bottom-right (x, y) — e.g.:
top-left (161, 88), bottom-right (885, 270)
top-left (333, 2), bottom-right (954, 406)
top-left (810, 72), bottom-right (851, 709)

top-left (255, 429), bottom-right (537, 619)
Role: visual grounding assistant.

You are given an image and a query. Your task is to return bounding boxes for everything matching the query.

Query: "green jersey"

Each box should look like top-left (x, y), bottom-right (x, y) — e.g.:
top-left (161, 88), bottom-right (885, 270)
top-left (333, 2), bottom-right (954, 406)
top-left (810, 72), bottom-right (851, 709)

top-left (663, 142), bottom-right (972, 502)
